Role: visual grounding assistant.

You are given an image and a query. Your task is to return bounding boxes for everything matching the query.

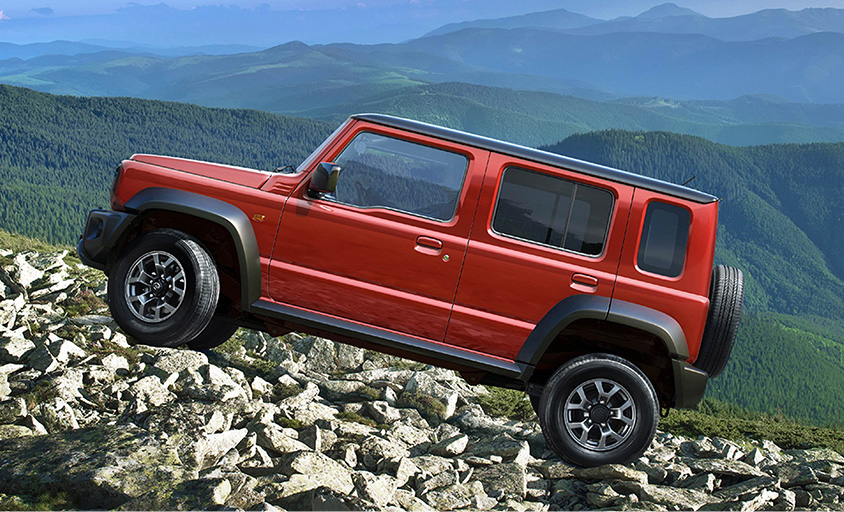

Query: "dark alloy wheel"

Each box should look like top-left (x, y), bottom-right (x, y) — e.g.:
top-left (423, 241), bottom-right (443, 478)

top-left (537, 353), bottom-right (659, 467)
top-left (108, 229), bottom-right (219, 348)
top-left (187, 317), bottom-right (239, 351)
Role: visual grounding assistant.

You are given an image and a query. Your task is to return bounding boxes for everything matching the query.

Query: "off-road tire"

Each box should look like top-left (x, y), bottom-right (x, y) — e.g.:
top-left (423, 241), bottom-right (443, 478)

top-left (187, 317), bottom-right (239, 351)
top-left (108, 229), bottom-right (219, 348)
top-left (694, 265), bottom-right (745, 378)
top-left (537, 354), bottom-right (659, 467)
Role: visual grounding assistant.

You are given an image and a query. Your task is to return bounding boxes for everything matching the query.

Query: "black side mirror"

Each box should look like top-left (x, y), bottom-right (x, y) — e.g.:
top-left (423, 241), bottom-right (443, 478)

top-left (308, 162), bottom-right (341, 197)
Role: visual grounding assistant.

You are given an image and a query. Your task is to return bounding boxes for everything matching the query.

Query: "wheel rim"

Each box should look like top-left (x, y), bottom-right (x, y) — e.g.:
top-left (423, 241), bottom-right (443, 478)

top-left (124, 250), bottom-right (187, 323)
top-left (563, 378), bottom-right (636, 451)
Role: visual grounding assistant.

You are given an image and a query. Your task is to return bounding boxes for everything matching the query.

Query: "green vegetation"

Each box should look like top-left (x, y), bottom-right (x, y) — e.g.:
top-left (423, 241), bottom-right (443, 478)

top-left (0, 84), bottom-right (332, 244)
top-left (398, 392), bottom-right (448, 423)
top-left (0, 491), bottom-right (77, 511)
top-left (661, 398), bottom-right (844, 453)
top-left (276, 417), bottom-right (304, 430)
top-left (336, 411), bottom-right (380, 429)
top-left (477, 387), bottom-right (536, 422)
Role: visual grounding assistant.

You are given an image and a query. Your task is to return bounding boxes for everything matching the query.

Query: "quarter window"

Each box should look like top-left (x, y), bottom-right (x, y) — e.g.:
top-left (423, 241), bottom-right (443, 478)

top-left (492, 167), bottom-right (614, 256)
top-left (328, 132), bottom-right (469, 222)
top-left (637, 202), bottom-right (690, 277)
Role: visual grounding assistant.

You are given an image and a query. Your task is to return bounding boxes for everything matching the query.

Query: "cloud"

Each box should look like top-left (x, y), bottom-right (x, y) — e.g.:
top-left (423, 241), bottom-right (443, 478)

top-left (0, 10), bottom-right (10, 20)
top-left (32, 7), bottom-right (54, 16)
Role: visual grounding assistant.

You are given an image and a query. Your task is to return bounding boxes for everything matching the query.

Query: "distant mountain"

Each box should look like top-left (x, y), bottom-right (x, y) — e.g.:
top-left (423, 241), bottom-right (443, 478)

top-left (423, 8), bottom-right (600, 37)
top-left (560, 6), bottom-right (844, 41)
top-left (0, 41), bottom-right (113, 60)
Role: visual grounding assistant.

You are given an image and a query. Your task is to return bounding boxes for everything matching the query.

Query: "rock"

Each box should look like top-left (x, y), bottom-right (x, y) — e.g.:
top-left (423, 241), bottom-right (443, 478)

top-left (416, 469), bottom-right (457, 495)
top-left (360, 435), bottom-right (411, 470)
top-left (87, 325), bottom-right (112, 342)
top-left (586, 481), bottom-right (623, 508)
top-left (250, 376), bottom-right (273, 398)
top-left (32, 397), bottom-right (80, 433)
top-left (536, 460), bottom-right (576, 479)
top-left (679, 472), bottom-right (719, 492)
top-left (393, 489), bottom-right (436, 512)
top-left (255, 424), bottom-right (311, 455)
top-left (302, 336), bottom-right (338, 374)
top-left (12, 253), bottom-right (44, 289)
top-left (742, 447), bottom-right (767, 466)
top-left (0, 333), bottom-right (35, 363)
top-left (776, 464), bottom-right (819, 488)
top-left (684, 457), bottom-right (766, 478)
top-left (192, 429), bottom-right (248, 470)
top-left (423, 483), bottom-right (474, 510)
top-left (0, 424), bottom-right (195, 509)
top-left (27, 344), bottom-right (59, 373)
top-left (612, 481), bottom-right (717, 510)
top-left (19, 414), bottom-right (48, 435)
top-left (715, 475), bottom-right (779, 500)
top-left (319, 379), bottom-right (367, 401)
top-left (573, 463), bottom-right (649, 484)
top-left (405, 372), bottom-right (459, 419)
top-left (700, 489), bottom-right (779, 512)
top-left (0, 373), bottom-right (9, 400)
top-left (635, 460), bottom-right (669, 484)
top-left (366, 400), bottom-right (402, 424)
top-left (47, 338), bottom-right (87, 363)
top-left (70, 315), bottom-right (113, 326)
top-left (336, 343), bottom-right (364, 371)
top-left (0, 397), bottom-right (27, 424)
top-left (430, 434), bottom-right (469, 457)
top-left (0, 424), bottom-right (34, 439)
top-left (129, 375), bottom-right (175, 408)
top-left (274, 450), bottom-right (355, 496)
top-left (474, 462), bottom-right (527, 499)
top-left (101, 353), bottom-right (129, 372)
top-left (468, 433), bottom-right (531, 465)
top-left (772, 489), bottom-right (797, 511)
top-left (353, 471), bottom-right (397, 508)
top-left (388, 422), bottom-right (432, 451)
top-left (119, 477), bottom-right (233, 510)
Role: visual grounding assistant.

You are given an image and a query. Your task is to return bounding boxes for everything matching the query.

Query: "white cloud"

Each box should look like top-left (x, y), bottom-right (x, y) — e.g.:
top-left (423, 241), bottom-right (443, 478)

top-left (0, 10), bottom-right (11, 20)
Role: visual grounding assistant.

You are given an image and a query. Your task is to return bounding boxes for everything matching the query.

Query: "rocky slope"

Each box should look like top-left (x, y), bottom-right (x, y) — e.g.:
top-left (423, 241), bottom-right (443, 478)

top-left (1, 247), bottom-right (843, 511)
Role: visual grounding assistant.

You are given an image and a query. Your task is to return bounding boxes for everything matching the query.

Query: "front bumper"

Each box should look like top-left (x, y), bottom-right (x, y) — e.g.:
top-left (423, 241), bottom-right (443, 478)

top-left (77, 209), bottom-right (136, 271)
top-left (671, 359), bottom-right (709, 409)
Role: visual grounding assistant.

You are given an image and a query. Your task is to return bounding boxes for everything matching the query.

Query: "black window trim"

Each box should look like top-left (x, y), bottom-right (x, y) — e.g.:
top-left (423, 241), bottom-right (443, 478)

top-left (635, 199), bottom-right (693, 279)
top-left (318, 129), bottom-right (472, 224)
top-left (490, 166), bottom-right (616, 259)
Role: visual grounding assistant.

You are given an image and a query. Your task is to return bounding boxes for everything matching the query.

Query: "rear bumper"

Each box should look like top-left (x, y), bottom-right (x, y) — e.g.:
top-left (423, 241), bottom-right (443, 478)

top-left (672, 359), bottom-right (709, 409)
top-left (77, 209), bottom-right (136, 271)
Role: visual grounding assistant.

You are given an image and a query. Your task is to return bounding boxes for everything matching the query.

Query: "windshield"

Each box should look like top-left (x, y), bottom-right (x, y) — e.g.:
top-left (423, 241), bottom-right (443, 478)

top-left (295, 119), bottom-right (352, 174)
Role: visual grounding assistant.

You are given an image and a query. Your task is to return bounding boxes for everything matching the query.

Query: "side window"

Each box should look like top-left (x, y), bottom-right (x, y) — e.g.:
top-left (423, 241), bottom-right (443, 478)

top-left (327, 132), bottom-right (469, 222)
top-left (492, 167), bottom-right (614, 256)
top-left (637, 202), bottom-right (690, 277)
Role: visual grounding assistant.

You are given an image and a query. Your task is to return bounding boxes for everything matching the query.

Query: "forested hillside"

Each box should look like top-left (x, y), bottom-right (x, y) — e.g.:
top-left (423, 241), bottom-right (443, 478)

top-left (0, 85), bottom-right (332, 243)
top-left (543, 132), bottom-right (844, 424)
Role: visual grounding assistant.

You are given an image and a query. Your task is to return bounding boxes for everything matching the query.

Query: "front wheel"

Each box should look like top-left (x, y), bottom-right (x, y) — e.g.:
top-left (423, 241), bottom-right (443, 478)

top-left (108, 229), bottom-right (219, 348)
top-left (537, 354), bottom-right (658, 467)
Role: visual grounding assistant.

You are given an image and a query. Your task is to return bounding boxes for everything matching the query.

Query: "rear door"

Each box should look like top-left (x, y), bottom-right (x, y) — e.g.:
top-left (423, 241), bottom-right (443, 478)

top-left (268, 123), bottom-right (488, 342)
top-left (444, 153), bottom-right (634, 360)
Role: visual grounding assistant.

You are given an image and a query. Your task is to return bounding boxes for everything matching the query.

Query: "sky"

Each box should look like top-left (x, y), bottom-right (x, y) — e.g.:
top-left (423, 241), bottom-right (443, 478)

top-left (2, 0), bottom-right (844, 20)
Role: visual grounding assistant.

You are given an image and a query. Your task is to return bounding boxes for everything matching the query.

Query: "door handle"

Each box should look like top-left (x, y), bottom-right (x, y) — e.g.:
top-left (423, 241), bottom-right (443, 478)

top-left (416, 236), bottom-right (443, 250)
top-left (572, 273), bottom-right (599, 287)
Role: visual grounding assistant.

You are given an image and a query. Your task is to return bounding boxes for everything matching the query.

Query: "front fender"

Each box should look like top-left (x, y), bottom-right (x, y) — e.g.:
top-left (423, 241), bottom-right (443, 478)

top-left (123, 187), bottom-right (262, 310)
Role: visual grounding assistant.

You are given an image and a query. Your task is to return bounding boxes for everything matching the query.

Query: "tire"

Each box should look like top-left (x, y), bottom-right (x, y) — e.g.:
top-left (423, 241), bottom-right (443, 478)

top-left (187, 317), bottom-right (239, 351)
top-left (537, 354), bottom-right (659, 467)
top-left (108, 229), bottom-right (219, 348)
top-left (694, 265), bottom-right (745, 378)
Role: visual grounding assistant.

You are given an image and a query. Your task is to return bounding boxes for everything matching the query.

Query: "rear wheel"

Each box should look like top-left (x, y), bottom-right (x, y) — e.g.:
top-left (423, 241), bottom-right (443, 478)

top-left (108, 229), bottom-right (219, 348)
top-left (694, 265), bottom-right (745, 378)
top-left (187, 317), bottom-right (239, 351)
top-left (537, 354), bottom-right (658, 467)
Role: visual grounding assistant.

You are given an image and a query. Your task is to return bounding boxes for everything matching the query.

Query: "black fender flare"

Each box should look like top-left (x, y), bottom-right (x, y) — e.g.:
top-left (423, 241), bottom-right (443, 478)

top-left (516, 295), bottom-right (690, 369)
top-left (123, 187), bottom-right (262, 310)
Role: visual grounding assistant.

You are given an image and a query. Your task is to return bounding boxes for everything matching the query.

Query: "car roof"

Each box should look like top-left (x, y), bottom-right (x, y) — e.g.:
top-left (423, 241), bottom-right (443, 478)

top-left (352, 113), bottom-right (718, 204)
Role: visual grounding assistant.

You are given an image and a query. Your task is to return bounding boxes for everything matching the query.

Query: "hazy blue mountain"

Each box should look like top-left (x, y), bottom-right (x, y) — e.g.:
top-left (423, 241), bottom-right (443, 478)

top-left (423, 8), bottom-right (601, 37)
top-left (567, 6), bottom-right (844, 41)
top-left (0, 41), bottom-right (113, 60)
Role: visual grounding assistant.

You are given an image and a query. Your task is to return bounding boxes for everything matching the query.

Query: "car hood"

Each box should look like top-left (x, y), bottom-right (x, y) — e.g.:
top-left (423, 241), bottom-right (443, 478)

top-left (130, 154), bottom-right (273, 189)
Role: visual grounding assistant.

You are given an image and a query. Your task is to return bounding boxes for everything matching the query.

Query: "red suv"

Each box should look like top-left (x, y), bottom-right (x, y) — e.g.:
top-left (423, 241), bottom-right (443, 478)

top-left (78, 114), bottom-right (744, 466)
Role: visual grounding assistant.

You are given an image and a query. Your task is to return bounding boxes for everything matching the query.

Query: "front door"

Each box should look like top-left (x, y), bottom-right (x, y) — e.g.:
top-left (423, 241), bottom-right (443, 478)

top-left (269, 123), bottom-right (488, 342)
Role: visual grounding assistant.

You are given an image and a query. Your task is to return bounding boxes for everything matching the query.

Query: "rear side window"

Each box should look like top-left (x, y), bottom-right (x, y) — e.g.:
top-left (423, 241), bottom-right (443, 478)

top-left (638, 202), bottom-right (690, 277)
top-left (328, 132), bottom-right (469, 222)
top-left (492, 167), bottom-right (614, 256)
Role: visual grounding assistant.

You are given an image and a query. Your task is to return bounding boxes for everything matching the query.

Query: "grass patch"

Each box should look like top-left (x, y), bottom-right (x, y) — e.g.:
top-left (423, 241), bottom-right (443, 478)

top-left (0, 491), bottom-right (77, 511)
top-left (477, 387), bottom-right (536, 422)
top-left (398, 391), bottom-right (447, 423)
top-left (660, 398), bottom-right (844, 452)
top-left (0, 228), bottom-right (66, 254)
top-left (356, 385), bottom-right (381, 401)
top-left (337, 410), bottom-right (378, 428)
top-left (277, 417), bottom-right (304, 430)
top-left (390, 359), bottom-right (429, 371)
top-left (61, 289), bottom-right (106, 318)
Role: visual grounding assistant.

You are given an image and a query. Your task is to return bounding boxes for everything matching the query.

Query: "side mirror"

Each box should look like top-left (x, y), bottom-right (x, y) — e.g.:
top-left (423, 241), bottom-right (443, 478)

top-left (308, 162), bottom-right (341, 197)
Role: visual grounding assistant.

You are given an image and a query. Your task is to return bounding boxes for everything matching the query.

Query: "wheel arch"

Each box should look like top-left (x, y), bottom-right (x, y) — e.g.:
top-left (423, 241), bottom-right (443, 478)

top-left (122, 187), bottom-right (261, 310)
top-left (518, 295), bottom-right (691, 407)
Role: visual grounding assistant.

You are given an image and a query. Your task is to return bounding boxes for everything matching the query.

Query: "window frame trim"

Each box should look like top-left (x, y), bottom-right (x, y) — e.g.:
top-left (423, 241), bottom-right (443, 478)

top-left (317, 129), bottom-right (473, 224)
top-left (489, 165), bottom-right (616, 259)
